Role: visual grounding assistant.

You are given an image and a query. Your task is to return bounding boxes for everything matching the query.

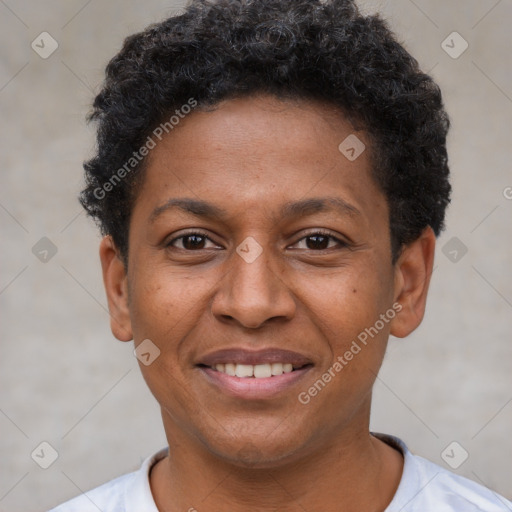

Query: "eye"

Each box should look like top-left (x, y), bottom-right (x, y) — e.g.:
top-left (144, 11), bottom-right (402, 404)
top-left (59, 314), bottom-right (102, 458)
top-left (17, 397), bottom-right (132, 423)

top-left (166, 230), bottom-right (348, 251)
top-left (167, 232), bottom-right (220, 250)
top-left (291, 231), bottom-right (348, 251)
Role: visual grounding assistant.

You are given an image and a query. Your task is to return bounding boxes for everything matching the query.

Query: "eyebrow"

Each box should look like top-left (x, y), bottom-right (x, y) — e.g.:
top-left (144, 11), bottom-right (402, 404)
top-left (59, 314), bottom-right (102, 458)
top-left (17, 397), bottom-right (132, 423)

top-left (150, 198), bottom-right (227, 223)
top-left (280, 197), bottom-right (360, 220)
top-left (149, 196), bottom-right (361, 224)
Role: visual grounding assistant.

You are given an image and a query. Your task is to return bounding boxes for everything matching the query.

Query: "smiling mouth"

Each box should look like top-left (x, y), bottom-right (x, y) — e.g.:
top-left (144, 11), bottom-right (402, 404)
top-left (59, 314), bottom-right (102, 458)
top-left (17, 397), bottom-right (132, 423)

top-left (196, 348), bottom-right (314, 397)
top-left (199, 362), bottom-right (311, 378)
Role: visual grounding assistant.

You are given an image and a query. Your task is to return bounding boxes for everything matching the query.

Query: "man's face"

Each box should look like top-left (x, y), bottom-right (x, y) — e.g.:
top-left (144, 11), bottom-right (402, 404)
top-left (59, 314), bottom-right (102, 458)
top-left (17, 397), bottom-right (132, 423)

top-left (115, 95), bottom-right (403, 466)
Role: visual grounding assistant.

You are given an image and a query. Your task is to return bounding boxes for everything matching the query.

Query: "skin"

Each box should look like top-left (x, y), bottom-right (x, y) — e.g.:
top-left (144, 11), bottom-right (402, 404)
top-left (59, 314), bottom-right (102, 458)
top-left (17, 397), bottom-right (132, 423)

top-left (100, 94), bottom-right (436, 512)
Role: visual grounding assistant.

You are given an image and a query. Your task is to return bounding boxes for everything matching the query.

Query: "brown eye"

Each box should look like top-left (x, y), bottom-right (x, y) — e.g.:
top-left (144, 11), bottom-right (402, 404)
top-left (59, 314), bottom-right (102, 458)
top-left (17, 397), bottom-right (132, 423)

top-left (292, 231), bottom-right (347, 251)
top-left (305, 234), bottom-right (331, 250)
top-left (167, 232), bottom-right (217, 250)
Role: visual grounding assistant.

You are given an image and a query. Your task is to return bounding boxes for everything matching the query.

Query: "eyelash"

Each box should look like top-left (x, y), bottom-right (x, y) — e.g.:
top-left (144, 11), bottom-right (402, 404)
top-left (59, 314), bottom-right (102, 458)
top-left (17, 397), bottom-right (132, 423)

top-left (166, 230), bottom-right (348, 251)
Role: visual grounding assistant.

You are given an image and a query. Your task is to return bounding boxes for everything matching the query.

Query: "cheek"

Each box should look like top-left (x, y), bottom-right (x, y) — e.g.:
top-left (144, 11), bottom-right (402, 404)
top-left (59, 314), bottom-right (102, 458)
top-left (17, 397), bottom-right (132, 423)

top-left (305, 261), bottom-right (394, 376)
top-left (297, 275), bottom-right (393, 422)
top-left (128, 264), bottom-right (212, 336)
top-left (127, 269), bottom-right (206, 413)
top-left (308, 262), bottom-right (392, 332)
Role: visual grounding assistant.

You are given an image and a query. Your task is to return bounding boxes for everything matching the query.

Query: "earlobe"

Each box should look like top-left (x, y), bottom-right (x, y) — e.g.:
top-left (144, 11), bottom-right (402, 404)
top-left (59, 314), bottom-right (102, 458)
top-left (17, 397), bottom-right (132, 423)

top-left (99, 236), bottom-right (133, 342)
top-left (390, 227), bottom-right (436, 339)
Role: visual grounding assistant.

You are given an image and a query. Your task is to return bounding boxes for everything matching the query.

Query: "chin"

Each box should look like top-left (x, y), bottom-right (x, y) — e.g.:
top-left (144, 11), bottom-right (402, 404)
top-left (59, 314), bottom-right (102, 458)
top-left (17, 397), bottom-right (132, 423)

top-left (201, 427), bottom-right (312, 470)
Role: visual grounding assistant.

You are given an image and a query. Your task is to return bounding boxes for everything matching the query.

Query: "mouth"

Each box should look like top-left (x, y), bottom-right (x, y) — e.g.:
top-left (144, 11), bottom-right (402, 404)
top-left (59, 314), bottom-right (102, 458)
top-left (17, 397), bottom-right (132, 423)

top-left (199, 362), bottom-right (309, 378)
top-left (196, 349), bottom-right (313, 399)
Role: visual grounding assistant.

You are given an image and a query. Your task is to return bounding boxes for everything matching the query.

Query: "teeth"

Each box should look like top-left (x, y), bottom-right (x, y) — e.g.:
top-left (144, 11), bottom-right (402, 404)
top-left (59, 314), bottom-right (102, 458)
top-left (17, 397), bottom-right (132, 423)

top-left (213, 362), bottom-right (296, 378)
top-left (254, 364), bottom-right (272, 378)
top-left (224, 363), bottom-right (236, 376)
top-left (271, 363), bottom-right (283, 375)
top-left (235, 364), bottom-right (253, 378)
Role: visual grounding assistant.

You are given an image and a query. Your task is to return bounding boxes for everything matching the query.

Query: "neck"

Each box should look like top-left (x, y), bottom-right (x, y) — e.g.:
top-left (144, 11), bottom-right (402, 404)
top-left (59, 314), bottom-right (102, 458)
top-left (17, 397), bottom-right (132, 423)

top-left (150, 409), bottom-right (403, 512)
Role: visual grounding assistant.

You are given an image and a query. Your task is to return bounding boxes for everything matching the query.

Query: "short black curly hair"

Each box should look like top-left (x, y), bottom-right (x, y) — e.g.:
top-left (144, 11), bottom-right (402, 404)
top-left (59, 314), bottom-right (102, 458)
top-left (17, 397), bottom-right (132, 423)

top-left (81, 0), bottom-right (450, 265)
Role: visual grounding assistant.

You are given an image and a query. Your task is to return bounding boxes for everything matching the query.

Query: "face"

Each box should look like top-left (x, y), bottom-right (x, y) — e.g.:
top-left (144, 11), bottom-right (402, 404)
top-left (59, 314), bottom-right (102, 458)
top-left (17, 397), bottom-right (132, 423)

top-left (101, 94), bottom-right (434, 468)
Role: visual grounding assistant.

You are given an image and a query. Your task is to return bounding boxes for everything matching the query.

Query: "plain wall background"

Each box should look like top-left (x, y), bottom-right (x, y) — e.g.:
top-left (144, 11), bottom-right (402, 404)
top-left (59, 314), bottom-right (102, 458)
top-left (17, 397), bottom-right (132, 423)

top-left (1, 1), bottom-right (511, 510)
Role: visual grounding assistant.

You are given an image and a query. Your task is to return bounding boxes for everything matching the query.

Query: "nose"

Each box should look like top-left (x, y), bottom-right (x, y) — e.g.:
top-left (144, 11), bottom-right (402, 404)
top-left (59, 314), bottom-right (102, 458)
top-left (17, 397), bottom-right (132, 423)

top-left (211, 245), bottom-right (296, 329)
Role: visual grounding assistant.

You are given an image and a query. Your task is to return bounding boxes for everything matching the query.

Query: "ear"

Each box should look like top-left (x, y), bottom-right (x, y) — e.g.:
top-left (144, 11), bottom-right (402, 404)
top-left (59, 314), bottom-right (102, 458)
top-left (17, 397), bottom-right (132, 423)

top-left (99, 236), bottom-right (133, 342)
top-left (390, 226), bottom-right (436, 338)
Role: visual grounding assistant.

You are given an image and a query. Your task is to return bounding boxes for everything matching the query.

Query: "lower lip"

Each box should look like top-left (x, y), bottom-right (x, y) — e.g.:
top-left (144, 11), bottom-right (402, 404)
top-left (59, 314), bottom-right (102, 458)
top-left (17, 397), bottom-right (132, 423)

top-left (199, 366), bottom-right (312, 399)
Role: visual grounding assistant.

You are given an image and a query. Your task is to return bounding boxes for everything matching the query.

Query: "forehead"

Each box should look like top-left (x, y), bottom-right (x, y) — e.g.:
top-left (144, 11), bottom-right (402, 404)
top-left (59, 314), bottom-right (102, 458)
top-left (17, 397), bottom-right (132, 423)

top-left (132, 94), bottom-right (386, 226)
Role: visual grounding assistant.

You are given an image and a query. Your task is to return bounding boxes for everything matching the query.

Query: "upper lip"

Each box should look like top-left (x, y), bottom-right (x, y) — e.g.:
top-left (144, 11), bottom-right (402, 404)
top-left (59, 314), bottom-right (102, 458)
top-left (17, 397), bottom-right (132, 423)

top-left (197, 348), bottom-right (313, 368)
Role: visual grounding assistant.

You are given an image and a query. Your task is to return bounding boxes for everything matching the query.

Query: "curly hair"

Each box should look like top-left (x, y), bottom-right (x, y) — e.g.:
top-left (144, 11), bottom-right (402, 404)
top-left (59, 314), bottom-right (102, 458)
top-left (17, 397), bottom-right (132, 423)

top-left (80, 0), bottom-right (451, 264)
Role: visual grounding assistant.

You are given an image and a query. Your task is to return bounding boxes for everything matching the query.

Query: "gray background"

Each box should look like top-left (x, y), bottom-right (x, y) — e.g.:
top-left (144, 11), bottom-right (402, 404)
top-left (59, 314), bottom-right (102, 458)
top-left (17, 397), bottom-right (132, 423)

top-left (1, 1), bottom-right (511, 511)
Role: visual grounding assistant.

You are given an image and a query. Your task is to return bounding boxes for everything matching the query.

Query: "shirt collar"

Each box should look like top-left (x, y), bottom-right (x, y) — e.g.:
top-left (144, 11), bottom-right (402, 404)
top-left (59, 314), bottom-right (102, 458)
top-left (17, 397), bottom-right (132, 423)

top-left (125, 447), bottom-right (169, 512)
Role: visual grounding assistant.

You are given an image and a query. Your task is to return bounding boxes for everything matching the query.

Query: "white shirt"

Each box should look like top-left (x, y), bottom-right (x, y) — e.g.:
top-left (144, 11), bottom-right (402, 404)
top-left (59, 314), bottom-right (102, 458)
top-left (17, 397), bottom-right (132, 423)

top-left (48, 434), bottom-right (512, 512)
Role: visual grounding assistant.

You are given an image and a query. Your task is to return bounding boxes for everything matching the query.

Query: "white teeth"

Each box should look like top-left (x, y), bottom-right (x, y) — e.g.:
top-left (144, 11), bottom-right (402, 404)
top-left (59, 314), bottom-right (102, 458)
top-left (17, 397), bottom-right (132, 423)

top-left (235, 364), bottom-right (254, 378)
top-left (213, 362), bottom-right (297, 378)
top-left (271, 363), bottom-right (285, 376)
top-left (253, 363), bottom-right (272, 378)
top-left (224, 363), bottom-right (236, 376)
